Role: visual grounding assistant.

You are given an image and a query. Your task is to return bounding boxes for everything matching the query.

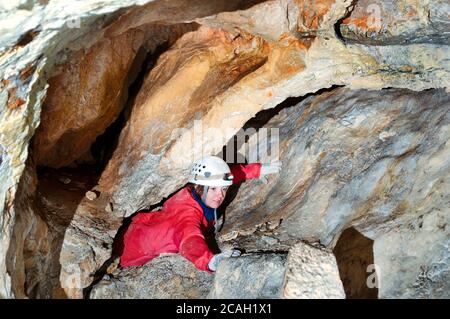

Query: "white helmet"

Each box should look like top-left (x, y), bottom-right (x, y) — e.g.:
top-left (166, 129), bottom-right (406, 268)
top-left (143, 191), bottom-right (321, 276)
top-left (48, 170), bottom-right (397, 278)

top-left (188, 156), bottom-right (233, 186)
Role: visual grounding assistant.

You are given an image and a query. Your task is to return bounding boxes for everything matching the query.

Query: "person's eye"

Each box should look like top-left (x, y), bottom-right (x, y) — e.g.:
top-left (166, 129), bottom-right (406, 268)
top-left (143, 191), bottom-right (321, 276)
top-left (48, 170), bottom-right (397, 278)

top-left (210, 187), bottom-right (217, 191)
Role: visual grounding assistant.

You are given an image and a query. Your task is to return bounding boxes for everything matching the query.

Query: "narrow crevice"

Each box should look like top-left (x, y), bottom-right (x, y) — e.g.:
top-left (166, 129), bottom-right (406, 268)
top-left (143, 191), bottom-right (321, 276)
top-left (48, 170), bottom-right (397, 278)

top-left (241, 250), bottom-right (289, 255)
top-left (333, 0), bottom-right (357, 44)
top-left (90, 40), bottom-right (172, 172)
top-left (15, 27), bottom-right (41, 47)
top-left (333, 227), bottom-right (379, 299)
top-left (217, 86), bottom-right (343, 220)
top-left (31, 164), bottom-right (101, 298)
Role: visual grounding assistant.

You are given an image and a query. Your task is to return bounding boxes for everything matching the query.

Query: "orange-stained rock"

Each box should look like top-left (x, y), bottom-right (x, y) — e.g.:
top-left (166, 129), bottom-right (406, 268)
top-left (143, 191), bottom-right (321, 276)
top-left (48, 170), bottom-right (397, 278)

top-left (33, 0), bottom-right (261, 168)
top-left (34, 24), bottom-right (196, 168)
top-left (97, 24), bottom-right (312, 216)
top-left (295, 0), bottom-right (337, 31)
top-left (340, 0), bottom-right (450, 44)
top-left (2, 0), bottom-right (449, 300)
top-left (293, 0), bottom-right (353, 35)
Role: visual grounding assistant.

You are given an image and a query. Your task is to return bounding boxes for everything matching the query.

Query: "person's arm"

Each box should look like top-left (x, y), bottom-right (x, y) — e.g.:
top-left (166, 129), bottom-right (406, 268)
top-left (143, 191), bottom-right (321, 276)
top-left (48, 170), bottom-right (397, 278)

top-left (175, 213), bottom-right (215, 272)
top-left (230, 162), bottom-right (282, 184)
top-left (229, 163), bottom-right (262, 184)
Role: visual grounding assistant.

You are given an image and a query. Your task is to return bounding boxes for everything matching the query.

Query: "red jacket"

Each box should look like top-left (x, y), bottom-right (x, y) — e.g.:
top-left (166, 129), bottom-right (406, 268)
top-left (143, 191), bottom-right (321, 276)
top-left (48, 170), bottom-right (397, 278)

top-left (120, 163), bottom-right (261, 271)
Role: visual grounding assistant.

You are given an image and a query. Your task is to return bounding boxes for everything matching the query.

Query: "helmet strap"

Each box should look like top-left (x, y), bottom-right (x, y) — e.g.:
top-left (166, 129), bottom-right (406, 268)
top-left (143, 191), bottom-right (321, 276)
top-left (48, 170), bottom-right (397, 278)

top-left (202, 185), bottom-right (209, 203)
top-left (214, 209), bottom-right (218, 234)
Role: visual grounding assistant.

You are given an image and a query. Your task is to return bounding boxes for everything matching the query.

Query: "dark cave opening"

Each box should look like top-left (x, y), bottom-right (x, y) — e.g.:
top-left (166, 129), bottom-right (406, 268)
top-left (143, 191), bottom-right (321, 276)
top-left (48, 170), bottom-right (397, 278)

top-left (89, 39), bottom-right (174, 173)
top-left (333, 227), bottom-right (379, 299)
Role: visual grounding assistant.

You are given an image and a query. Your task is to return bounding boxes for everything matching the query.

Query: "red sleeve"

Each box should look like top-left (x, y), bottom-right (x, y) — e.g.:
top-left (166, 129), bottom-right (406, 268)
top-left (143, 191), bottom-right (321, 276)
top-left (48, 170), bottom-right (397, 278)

top-left (130, 211), bottom-right (155, 225)
top-left (230, 163), bottom-right (261, 184)
top-left (175, 213), bottom-right (215, 272)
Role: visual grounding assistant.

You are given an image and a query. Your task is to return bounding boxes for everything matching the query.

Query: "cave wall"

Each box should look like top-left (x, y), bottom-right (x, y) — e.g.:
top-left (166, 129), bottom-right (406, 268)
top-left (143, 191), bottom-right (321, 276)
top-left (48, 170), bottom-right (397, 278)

top-left (0, 0), bottom-right (449, 298)
top-left (0, 0), bottom-right (269, 299)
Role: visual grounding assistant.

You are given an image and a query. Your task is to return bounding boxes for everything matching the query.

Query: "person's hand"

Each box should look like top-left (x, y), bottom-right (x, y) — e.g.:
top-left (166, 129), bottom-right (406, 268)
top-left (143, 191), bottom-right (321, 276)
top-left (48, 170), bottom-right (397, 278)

top-left (207, 249), bottom-right (241, 271)
top-left (259, 162), bottom-right (281, 183)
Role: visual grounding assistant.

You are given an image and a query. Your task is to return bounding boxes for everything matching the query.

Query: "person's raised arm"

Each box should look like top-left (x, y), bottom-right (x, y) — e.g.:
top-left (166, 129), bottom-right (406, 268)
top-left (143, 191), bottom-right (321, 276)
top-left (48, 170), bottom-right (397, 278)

top-left (230, 161), bottom-right (282, 184)
top-left (229, 163), bottom-right (261, 184)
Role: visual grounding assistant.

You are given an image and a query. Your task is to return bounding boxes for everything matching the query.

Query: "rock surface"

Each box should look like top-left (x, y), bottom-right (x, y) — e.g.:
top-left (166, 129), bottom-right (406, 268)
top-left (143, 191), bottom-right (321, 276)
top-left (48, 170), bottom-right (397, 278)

top-left (99, 0), bottom-right (448, 218)
top-left (283, 242), bottom-right (345, 299)
top-left (89, 254), bottom-right (214, 299)
top-left (340, 0), bottom-right (450, 45)
top-left (0, 0), bottom-right (449, 299)
top-left (374, 210), bottom-right (450, 298)
top-left (0, 0), bottom-right (270, 298)
top-left (208, 253), bottom-right (287, 298)
top-left (220, 88), bottom-right (449, 247)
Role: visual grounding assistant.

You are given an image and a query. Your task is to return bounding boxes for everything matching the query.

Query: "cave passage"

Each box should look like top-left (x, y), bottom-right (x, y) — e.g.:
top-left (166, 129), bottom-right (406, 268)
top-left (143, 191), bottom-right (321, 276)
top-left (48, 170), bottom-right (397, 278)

top-left (333, 227), bottom-right (379, 299)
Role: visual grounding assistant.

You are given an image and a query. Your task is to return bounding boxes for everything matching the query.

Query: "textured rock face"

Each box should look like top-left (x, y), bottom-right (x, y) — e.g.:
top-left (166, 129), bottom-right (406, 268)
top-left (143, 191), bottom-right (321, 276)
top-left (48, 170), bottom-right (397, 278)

top-left (98, 25), bottom-right (272, 217)
top-left (283, 243), bottom-right (345, 299)
top-left (89, 244), bottom-right (346, 299)
top-left (208, 253), bottom-right (287, 298)
top-left (220, 88), bottom-right (449, 246)
top-left (99, 0), bottom-right (448, 218)
top-left (0, 0), bottom-right (271, 298)
top-left (0, 0), bottom-right (157, 299)
top-left (374, 210), bottom-right (450, 298)
top-left (33, 23), bottom-right (197, 168)
top-left (340, 0), bottom-right (450, 45)
top-left (218, 87), bottom-right (449, 298)
top-left (100, 1), bottom-right (448, 219)
top-left (5, 160), bottom-right (52, 299)
top-left (0, 0), bottom-right (449, 299)
top-left (32, 0), bottom-right (261, 168)
top-left (11, 165), bottom-right (122, 299)
top-left (333, 228), bottom-right (378, 298)
top-left (89, 254), bottom-right (214, 299)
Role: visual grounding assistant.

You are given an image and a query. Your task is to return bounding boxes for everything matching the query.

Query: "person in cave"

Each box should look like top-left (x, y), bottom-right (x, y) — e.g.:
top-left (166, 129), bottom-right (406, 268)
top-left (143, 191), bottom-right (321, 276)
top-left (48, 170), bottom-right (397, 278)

top-left (119, 155), bottom-right (281, 272)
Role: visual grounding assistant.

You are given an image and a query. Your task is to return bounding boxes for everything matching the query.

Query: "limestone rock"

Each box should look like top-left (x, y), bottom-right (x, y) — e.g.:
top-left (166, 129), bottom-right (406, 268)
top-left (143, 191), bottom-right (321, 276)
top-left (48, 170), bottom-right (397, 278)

top-left (208, 253), bottom-right (287, 298)
top-left (33, 23), bottom-right (197, 168)
top-left (0, 0), bottom-right (157, 300)
top-left (220, 88), bottom-right (450, 249)
top-left (4, 160), bottom-right (53, 299)
top-left (0, 0), bottom-right (276, 298)
top-left (89, 254), bottom-right (214, 299)
top-left (374, 210), bottom-right (450, 298)
top-left (340, 0), bottom-right (450, 45)
top-left (57, 193), bottom-right (122, 299)
top-left (98, 25), bottom-right (272, 217)
top-left (98, 0), bottom-right (448, 218)
top-left (283, 242), bottom-right (345, 298)
top-left (0, 0), bottom-right (449, 300)
top-left (85, 191), bottom-right (98, 201)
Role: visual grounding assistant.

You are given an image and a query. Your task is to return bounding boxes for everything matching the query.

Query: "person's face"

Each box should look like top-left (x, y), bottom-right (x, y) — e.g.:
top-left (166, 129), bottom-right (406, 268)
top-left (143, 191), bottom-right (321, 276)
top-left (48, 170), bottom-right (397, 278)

top-left (204, 186), bottom-right (229, 209)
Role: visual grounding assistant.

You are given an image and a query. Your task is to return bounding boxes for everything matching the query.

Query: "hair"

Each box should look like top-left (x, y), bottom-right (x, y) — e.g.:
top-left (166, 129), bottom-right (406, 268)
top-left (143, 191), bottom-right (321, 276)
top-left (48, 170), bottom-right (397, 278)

top-left (187, 183), bottom-right (204, 198)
